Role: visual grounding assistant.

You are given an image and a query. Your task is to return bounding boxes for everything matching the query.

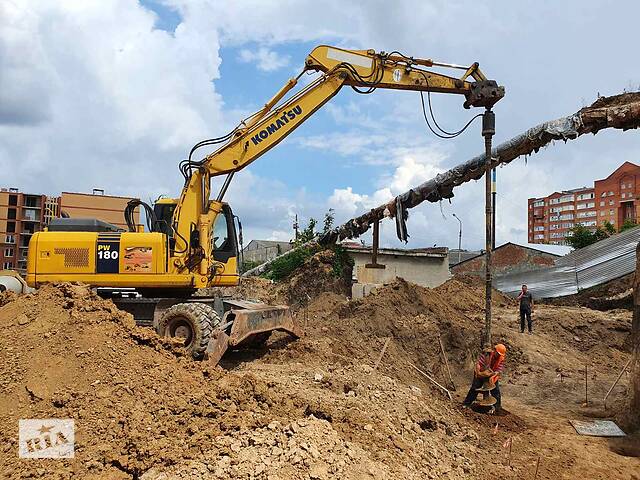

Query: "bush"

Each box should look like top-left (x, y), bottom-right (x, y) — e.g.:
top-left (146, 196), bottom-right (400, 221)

top-left (240, 260), bottom-right (262, 274)
top-left (263, 245), bottom-right (318, 281)
top-left (260, 244), bottom-right (354, 282)
top-left (620, 219), bottom-right (637, 233)
top-left (331, 244), bottom-right (354, 280)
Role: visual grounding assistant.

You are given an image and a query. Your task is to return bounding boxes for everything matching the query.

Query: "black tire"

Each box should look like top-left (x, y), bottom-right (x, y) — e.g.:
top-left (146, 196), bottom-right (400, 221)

top-left (157, 303), bottom-right (220, 359)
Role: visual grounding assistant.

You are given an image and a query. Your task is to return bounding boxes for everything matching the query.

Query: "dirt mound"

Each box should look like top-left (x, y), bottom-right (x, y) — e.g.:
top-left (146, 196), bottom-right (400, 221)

top-left (0, 282), bottom-right (492, 479)
top-left (265, 278), bottom-right (516, 393)
top-left (544, 273), bottom-right (633, 310)
top-left (279, 249), bottom-right (351, 307)
top-left (436, 276), bottom-right (514, 313)
top-left (0, 284), bottom-right (289, 479)
top-left (212, 276), bottom-right (278, 305)
top-left (2, 276), bottom-right (635, 479)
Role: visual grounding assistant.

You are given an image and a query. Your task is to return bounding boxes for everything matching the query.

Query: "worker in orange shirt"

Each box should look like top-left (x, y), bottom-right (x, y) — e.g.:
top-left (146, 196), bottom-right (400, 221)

top-left (462, 343), bottom-right (507, 412)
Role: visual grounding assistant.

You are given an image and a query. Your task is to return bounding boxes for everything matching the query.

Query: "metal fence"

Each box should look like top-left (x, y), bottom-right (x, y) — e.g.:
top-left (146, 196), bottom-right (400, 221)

top-left (494, 227), bottom-right (640, 298)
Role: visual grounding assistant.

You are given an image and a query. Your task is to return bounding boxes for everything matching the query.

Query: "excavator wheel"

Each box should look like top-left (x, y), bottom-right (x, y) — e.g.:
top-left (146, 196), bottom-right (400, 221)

top-left (157, 303), bottom-right (220, 359)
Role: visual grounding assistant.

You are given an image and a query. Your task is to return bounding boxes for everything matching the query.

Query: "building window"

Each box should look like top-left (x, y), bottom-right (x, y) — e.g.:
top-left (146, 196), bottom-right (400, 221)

top-left (23, 208), bottom-right (38, 221)
top-left (576, 202), bottom-right (594, 210)
top-left (576, 211), bottom-right (596, 218)
top-left (609, 199), bottom-right (615, 205)
top-left (6, 222), bottom-right (15, 233)
top-left (599, 201), bottom-right (605, 206)
top-left (4, 248), bottom-right (13, 257)
top-left (608, 191), bottom-right (614, 196)
top-left (577, 193), bottom-right (594, 200)
top-left (621, 193), bottom-right (626, 199)
top-left (601, 192), bottom-right (607, 197)
top-left (600, 211), bottom-right (606, 216)
top-left (2, 261), bottom-right (13, 269)
top-left (610, 209), bottom-right (615, 215)
top-left (8, 195), bottom-right (18, 206)
top-left (533, 200), bottom-right (544, 207)
top-left (5, 235), bottom-right (14, 244)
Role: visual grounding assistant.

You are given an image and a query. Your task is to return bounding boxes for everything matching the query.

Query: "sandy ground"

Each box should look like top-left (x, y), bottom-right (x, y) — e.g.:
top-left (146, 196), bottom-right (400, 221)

top-left (0, 270), bottom-right (638, 479)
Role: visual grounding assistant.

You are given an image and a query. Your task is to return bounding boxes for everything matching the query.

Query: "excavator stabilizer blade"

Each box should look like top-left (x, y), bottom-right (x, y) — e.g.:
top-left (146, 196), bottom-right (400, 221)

top-left (205, 330), bottom-right (231, 365)
top-left (204, 300), bottom-right (302, 365)
top-left (228, 304), bottom-right (302, 347)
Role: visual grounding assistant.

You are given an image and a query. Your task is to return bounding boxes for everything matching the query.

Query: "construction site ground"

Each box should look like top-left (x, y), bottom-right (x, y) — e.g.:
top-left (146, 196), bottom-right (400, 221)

top-left (1, 260), bottom-right (639, 479)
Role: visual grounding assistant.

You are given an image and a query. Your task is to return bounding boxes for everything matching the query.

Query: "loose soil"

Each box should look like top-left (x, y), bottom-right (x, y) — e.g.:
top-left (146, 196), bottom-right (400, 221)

top-left (1, 273), bottom-right (638, 479)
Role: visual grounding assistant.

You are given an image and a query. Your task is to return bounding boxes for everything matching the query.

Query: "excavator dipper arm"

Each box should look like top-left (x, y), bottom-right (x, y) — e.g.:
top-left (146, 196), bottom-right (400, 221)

top-left (171, 45), bottom-right (503, 282)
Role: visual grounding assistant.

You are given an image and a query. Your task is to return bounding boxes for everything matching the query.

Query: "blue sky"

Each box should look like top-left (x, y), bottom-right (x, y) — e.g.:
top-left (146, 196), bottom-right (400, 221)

top-left (2, 1), bottom-right (639, 249)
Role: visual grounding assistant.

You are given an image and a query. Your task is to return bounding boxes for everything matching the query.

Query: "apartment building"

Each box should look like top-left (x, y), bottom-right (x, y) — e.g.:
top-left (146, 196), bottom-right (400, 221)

top-left (0, 188), bottom-right (138, 273)
top-left (0, 189), bottom-right (47, 272)
top-left (528, 188), bottom-right (596, 244)
top-left (528, 161), bottom-right (640, 245)
top-left (59, 190), bottom-right (134, 230)
top-left (594, 162), bottom-right (639, 227)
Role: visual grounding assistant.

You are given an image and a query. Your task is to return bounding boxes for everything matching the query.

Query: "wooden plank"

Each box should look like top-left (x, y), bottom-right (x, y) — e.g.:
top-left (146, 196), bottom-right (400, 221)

top-left (409, 362), bottom-right (452, 400)
top-left (371, 337), bottom-right (391, 374)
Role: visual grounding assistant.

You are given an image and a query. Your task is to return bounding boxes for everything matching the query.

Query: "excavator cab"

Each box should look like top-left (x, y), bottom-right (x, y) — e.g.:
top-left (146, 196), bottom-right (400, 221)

top-left (152, 197), bottom-right (241, 281)
top-left (153, 198), bottom-right (177, 237)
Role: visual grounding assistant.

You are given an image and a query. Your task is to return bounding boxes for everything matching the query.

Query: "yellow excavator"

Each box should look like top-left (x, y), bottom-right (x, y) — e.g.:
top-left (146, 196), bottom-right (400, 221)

top-left (25, 45), bottom-right (504, 362)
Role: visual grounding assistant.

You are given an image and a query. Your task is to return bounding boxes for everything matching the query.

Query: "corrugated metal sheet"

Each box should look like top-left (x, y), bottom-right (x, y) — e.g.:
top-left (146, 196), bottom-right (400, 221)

top-left (495, 264), bottom-right (578, 298)
top-left (495, 226), bottom-right (640, 298)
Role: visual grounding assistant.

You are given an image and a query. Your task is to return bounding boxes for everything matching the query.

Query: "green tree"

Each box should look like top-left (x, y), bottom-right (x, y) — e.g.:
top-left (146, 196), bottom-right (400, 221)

top-left (620, 219), bottom-right (637, 232)
top-left (293, 217), bottom-right (317, 246)
top-left (593, 226), bottom-right (611, 242)
top-left (603, 220), bottom-right (616, 236)
top-left (566, 224), bottom-right (597, 249)
top-left (322, 208), bottom-right (335, 236)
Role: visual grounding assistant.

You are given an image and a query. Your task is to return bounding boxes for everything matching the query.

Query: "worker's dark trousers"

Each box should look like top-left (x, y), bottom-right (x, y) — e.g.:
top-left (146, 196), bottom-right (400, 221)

top-left (520, 307), bottom-right (532, 332)
top-left (463, 377), bottom-right (501, 409)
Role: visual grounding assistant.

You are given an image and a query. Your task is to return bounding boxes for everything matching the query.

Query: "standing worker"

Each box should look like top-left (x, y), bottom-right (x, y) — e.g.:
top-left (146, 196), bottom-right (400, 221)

top-left (517, 284), bottom-right (534, 334)
top-left (462, 344), bottom-right (507, 413)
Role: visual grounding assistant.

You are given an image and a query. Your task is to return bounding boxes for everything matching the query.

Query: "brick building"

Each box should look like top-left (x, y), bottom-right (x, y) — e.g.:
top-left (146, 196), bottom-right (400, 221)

top-left (0, 188), bottom-right (138, 273)
top-left (451, 242), bottom-right (565, 277)
top-left (0, 189), bottom-right (47, 272)
top-left (58, 190), bottom-right (135, 230)
top-left (594, 162), bottom-right (639, 228)
top-left (528, 161), bottom-right (640, 245)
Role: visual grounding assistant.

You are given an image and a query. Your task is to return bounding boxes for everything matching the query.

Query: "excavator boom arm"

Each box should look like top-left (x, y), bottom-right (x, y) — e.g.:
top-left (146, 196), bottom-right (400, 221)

top-left (199, 46), bottom-right (503, 179)
top-left (171, 45), bottom-right (503, 278)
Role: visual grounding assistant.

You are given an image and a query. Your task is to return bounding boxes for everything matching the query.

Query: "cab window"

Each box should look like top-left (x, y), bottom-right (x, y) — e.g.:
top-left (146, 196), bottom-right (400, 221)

top-left (212, 213), bottom-right (229, 250)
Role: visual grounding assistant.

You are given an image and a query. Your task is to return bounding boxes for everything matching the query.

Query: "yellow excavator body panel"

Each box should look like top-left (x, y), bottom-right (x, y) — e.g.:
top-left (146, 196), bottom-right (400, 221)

top-left (26, 230), bottom-right (240, 289)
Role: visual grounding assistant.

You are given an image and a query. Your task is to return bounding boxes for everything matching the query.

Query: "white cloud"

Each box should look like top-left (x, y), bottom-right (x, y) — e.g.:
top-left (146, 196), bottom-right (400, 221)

top-left (2, 0), bottom-right (638, 250)
top-left (0, 0), bottom-right (225, 193)
top-left (327, 145), bottom-right (446, 235)
top-left (238, 47), bottom-right (290, 72)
